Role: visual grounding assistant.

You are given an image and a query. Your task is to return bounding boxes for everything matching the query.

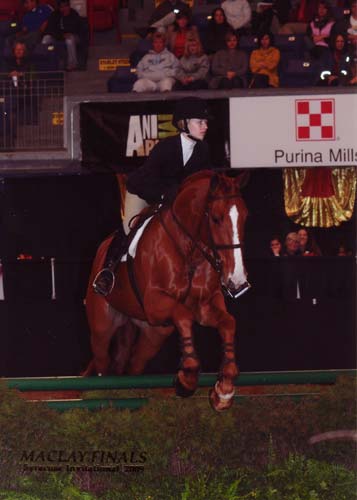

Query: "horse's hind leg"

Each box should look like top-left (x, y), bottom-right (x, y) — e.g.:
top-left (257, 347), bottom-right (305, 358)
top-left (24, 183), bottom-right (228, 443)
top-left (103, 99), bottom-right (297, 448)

top-left (86, 292), bottom-right (126, 376)
top-left (127, 324), bottom-right (174, 375)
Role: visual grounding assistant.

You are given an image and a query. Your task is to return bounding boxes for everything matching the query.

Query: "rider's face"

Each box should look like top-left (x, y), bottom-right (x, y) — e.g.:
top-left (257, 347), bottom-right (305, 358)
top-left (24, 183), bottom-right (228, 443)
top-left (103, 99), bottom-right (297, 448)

top-left (187, 118), bottom-right (208, 140)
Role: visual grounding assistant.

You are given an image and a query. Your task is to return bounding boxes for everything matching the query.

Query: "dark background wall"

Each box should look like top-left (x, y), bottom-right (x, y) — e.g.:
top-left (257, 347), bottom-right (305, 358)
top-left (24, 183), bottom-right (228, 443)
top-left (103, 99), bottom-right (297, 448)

top-left (0, 169), bottom-right (355, 377)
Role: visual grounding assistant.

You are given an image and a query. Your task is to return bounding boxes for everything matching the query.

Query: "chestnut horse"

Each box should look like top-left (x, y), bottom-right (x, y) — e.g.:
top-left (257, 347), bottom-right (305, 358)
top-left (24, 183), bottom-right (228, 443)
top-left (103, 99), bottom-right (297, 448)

top-left (83, 170), bottom-right (249, 411)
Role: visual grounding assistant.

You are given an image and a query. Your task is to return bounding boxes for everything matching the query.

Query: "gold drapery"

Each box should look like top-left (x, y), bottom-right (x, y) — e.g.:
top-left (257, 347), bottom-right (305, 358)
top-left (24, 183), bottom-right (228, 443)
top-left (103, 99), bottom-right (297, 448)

top-left (283, 167), bottom-right (357, 227)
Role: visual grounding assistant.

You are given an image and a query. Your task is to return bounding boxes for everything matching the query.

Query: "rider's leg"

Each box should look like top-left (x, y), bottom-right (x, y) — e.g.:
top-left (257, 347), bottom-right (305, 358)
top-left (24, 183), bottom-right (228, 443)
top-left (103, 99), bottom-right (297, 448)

top-left (93, 192), bottom-right (148, 296)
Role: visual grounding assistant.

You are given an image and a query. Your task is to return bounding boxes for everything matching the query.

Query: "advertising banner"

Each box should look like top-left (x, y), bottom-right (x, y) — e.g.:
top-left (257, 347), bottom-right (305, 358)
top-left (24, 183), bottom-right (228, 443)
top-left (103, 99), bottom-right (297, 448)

top-left (80, 98), bottom-right (230, 170)
top-left (230, 93), bottom-right (357, 168)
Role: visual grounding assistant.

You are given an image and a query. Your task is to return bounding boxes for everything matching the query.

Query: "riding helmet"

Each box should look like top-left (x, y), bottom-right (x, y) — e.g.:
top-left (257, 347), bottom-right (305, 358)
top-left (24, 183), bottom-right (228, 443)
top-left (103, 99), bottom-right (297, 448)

top-left (172, 97), bottom-right (210, 131)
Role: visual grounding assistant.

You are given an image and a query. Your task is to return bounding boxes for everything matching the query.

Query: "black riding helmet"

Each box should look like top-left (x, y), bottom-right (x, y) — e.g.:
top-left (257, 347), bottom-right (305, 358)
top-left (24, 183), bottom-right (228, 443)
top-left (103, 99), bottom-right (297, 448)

top-left (172, 97), bottom-right (210, 134)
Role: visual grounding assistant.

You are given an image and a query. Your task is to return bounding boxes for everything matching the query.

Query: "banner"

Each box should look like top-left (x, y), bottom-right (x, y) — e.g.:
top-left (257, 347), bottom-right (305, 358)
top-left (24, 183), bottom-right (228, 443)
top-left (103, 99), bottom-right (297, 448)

top-left (230, 93), bottom-right (357, 168)
top-left (80, 98), bottom-right (230, 171)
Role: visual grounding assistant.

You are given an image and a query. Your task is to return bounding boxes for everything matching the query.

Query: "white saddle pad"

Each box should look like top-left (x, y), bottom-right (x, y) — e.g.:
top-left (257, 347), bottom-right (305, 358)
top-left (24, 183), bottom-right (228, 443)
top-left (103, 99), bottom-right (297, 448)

top-left (121, 216), bottom-right (154, 262)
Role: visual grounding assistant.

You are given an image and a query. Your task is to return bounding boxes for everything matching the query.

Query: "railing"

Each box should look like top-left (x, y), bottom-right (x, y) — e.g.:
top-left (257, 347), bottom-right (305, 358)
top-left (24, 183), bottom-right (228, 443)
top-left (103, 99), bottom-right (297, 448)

top-left (0, 71), bottom-right (65, 152)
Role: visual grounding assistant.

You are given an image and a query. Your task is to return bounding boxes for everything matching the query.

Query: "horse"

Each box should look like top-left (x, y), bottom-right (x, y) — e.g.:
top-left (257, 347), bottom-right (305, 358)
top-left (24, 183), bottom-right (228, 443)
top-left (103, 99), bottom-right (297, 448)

top-left (82, 170), bottom-right (250, 411)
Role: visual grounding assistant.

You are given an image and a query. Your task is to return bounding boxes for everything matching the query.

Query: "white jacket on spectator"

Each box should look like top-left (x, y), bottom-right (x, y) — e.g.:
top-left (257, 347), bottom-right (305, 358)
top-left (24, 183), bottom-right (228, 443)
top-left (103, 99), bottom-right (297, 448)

top-left (134, 47), bottom-right (179, 92)
top-left (136, 48), bottom-right (179, 81)
top-left (221, 0), bottom-right (251, 30)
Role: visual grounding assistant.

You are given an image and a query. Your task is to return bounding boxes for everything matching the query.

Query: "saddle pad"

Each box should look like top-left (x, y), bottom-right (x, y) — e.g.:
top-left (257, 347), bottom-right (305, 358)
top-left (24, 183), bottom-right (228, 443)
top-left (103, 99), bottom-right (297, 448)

top-left (121, 216), bottom-right (154, 262)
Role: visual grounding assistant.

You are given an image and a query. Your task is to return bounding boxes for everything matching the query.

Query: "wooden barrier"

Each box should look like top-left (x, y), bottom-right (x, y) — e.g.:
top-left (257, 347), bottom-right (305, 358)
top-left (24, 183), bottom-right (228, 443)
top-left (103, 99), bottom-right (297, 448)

top-left (3, 370), bottom-right (355, 411)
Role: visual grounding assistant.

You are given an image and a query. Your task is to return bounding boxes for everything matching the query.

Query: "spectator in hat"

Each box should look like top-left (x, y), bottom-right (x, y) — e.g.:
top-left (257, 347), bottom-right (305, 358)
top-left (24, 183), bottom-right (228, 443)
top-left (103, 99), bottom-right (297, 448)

top-left (93, 97), bottom-right (212, 296)
top-left (132, 31), bottom-right (179, 92)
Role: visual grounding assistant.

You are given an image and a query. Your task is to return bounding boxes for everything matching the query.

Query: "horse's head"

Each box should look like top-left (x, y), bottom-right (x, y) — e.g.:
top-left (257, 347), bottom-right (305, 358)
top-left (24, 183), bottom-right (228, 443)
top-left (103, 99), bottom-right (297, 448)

top-left (206, 173), bottom-right (250, 299)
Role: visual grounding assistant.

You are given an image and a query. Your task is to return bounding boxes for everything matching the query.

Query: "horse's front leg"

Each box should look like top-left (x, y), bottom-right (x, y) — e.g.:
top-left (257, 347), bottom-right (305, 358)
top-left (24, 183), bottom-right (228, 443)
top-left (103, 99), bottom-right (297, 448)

top-left (200, 293), bottom-right (238, 411)
top-left (172, 303), bottom-right (201, 397)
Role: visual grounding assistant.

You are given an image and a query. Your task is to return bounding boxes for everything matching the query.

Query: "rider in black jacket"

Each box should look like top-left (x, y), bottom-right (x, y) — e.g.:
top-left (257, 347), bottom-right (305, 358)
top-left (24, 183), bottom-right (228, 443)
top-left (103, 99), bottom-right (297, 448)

top-left (93, 96), bottom-right (212, 296)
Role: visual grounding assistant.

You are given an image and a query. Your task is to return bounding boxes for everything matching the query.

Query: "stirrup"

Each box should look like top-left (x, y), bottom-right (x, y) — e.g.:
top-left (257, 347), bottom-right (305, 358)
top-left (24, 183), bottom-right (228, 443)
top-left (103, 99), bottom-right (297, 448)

top-left (92, 268), bottom-right (115, 296)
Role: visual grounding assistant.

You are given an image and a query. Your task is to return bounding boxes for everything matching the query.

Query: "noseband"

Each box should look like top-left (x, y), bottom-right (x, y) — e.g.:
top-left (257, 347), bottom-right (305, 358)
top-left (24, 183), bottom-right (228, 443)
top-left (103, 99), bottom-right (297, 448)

top-left (168, 182), bottom-right (244, 279)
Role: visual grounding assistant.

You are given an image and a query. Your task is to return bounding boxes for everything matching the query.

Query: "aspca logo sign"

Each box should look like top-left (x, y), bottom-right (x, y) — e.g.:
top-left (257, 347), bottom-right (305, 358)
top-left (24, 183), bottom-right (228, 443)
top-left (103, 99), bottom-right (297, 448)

top-left (126, 114), bottom-right (177, 157)
top-left (295, 99), bottom-right (335, 141)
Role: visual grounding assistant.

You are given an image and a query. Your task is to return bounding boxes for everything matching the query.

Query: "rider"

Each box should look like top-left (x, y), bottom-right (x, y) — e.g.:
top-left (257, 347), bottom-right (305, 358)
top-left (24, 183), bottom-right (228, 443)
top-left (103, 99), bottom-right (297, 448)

top-left (93, 96), bottom-right (212, 296)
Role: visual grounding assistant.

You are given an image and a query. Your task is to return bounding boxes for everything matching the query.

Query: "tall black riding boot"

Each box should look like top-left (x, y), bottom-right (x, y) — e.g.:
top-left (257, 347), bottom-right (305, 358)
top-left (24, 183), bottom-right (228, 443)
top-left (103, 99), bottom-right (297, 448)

top-left (92, 230), bottom-right (128, 296)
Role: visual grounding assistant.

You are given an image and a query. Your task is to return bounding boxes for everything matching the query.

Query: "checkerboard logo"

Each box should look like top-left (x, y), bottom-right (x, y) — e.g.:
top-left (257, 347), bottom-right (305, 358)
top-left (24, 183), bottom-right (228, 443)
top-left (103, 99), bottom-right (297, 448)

top-left (295, 99), bottom-right (335, 141)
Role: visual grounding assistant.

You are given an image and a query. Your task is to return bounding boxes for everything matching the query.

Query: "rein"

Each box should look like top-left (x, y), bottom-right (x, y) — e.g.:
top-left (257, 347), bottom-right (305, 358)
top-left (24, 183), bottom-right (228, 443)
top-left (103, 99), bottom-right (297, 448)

top-left (167, 186), bottom-right (244, 277)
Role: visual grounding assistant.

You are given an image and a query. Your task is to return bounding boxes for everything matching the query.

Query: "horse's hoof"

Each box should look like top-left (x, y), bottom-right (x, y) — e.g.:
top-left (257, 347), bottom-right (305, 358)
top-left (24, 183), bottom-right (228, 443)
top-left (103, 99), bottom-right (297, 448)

top-left (174, 375), bottom-right (196, 398)
top-left (208, 387), bottom-right (234, 412)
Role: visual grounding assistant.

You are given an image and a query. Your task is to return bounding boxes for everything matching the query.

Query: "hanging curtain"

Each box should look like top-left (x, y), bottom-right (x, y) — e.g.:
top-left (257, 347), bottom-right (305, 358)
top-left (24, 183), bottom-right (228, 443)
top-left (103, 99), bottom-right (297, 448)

top-left (283, 167), bottom-right (357, 227)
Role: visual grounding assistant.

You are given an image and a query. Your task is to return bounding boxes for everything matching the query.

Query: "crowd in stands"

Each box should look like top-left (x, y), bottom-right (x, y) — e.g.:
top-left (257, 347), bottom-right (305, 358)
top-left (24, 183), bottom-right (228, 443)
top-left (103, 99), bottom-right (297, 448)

top-left (0, 0), bottom-right (89, 76)
top-left (0, 0), bottom-right (356, 89)
top-left (124, 0), bottom-right (357, 92)
top-left (268, 229), bottom-right (352, 257)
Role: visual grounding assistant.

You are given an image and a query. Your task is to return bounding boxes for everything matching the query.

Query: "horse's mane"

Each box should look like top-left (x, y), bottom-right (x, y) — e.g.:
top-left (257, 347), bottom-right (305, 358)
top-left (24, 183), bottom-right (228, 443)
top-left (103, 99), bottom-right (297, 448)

top-left (179, 170), bottom-right (214, 192)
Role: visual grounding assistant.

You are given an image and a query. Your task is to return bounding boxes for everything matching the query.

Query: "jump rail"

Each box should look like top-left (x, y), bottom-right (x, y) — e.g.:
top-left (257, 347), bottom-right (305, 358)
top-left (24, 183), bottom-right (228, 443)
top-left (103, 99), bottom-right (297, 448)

top-left (2, 370), bottom-right (355, 411)
top-left (3, 369), bottom-right (355, 391)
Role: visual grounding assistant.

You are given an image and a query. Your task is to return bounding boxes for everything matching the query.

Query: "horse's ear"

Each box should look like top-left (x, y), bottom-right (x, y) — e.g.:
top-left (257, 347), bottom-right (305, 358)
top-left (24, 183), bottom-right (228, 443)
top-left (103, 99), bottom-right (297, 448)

top-left (235, 170), bottom-right (250, 190)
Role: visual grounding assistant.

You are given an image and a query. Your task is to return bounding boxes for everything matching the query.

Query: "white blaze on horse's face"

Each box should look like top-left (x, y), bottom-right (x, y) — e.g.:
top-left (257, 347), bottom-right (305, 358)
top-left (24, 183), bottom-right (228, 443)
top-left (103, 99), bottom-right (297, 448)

top-left (228, 205), bottom-right (247, 288)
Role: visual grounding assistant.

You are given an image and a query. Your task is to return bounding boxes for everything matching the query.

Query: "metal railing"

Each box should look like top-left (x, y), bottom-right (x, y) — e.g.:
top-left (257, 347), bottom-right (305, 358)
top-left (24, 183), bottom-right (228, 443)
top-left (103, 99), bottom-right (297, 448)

top-left (0, 72), bottom-right (65, 152)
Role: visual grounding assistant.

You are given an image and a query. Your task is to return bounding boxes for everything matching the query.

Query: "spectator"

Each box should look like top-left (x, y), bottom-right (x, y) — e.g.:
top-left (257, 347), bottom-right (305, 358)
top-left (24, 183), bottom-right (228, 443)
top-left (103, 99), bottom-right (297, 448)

top-left (305, 1), bottom-right (335, 60)
top-left (135, 0), bottom-right (191, 38)
top-left (297, 228), bottom-right (322, 255)
top-left (221, 0), bottom-right (252, 34)
top-left (279, 0), bottom-right (320, 34)
top-left (251, 1), bottom-right (281, 35)
top-left (346, 0), bottom-right (357, 48)
top-left (174, 36), bottom-right (209, 89)
top-left (269, 237), bottom-right (283, 256)
top-left (166, 11), bottom-right (198, 58)
top-left (14, 0), bottom-right (53, 51)
top-left (317, 32), bottom-right (353, 85)
top-left (283, 232), bottom-right (300, 256)
top-left (42, 0), bottom-right (82, 71)
top-left (249, 31), bottom-right (280, 87)
top-left (209, 30), bottom-right (248, 88)
top-left (133, 32), bottom-right (179, 92)
top-left (5, 41), bottom-right (33, 78)
top-left (333, 1), bottom-right (357, 58)
top-left (204, 7), bottom-right (231, 55)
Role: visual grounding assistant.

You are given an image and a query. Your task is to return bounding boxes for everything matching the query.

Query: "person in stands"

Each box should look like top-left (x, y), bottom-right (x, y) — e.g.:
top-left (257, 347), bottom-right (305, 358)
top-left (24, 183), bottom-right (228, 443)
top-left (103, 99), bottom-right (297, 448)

top-left (209, 30), bottom-right (248, 88)
top-left (317, 32), bottom-right (353, 85)
top-left (42, 0), bottom-right (82, 71)
top-left (305, 0), bottom-right (335, 60)
top-left (93, 97), bottom-right (212, 296)
top-left (14, 0), bottom-right (53, 50)
top-left (269, 237), bottom-right (283, 256)
top-left (174, 36), bottom-right (209, 89)
top-left (204, 7), bottom-right (231, 55)
top-left (166, 11), bottom-right (198, 59)
top-left (132, 31), bottom-right (179, 92)
top-left (249, 31), bottom-right (280, 87)
top-left (220, 0), bottom-right (252, 35)
top-left (135, 0), bottom-right (192, 38)
top-left (297, 228), bottom-right (322, 255)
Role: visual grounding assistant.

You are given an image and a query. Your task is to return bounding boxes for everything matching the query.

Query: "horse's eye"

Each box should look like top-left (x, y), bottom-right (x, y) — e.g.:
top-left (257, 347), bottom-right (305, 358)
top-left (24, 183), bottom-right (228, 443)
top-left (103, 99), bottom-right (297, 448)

top-left (211, 215), bottom-right (221, 225)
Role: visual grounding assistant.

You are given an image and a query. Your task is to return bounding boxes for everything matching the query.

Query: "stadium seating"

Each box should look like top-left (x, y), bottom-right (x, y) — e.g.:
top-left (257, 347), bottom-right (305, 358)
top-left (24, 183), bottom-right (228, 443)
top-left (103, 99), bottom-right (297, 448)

top-left (280, 58), bottom-right (319, 88)
top-left (107, 66), bottom-right (137, 92)
top-left (87, 0), bottom-right (120, 44)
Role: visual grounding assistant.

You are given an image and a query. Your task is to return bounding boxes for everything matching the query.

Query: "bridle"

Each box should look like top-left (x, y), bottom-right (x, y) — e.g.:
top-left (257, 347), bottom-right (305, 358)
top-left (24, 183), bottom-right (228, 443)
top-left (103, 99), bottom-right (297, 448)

top-left (163, 178), bottom-right (246, 297)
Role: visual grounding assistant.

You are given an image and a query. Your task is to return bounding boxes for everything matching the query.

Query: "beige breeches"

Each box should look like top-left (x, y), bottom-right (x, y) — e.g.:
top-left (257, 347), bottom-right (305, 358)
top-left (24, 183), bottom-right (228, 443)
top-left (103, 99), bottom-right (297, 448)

top-left (122, 191), bottom-right (148, 235)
